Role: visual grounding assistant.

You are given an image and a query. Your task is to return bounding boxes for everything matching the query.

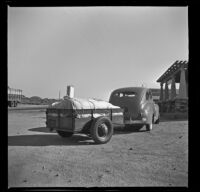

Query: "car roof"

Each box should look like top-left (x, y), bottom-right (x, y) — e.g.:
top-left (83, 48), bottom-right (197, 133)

top-left (111, 87), bottom-right (149, 96)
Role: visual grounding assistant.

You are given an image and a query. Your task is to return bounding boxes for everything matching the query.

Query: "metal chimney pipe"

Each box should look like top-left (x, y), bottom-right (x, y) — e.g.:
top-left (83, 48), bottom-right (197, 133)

top-left (67, 85), bottom-right (74, 98)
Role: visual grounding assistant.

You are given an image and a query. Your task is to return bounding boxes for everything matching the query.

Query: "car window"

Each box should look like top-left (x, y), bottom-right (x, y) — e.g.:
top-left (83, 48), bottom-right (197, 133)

top-left (124, 92), bottom-right (137, 97)
top-left (114, 92), bottom-right (137, 98)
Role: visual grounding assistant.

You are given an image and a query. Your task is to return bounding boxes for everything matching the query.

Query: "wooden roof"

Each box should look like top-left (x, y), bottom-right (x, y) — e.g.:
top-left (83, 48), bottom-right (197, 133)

top-left (157, 60), bottom-right (188, 83)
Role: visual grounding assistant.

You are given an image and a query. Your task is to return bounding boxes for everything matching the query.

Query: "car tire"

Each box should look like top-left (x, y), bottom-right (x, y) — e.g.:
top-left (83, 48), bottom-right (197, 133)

top-left (90, 116), bottom-right (113, 144)
top-left (57, 131), bottom-right (73, 138)
top-left (154, 117), bottom-right (160, 124)
top-left (146, 116), bottom-right (153, 131)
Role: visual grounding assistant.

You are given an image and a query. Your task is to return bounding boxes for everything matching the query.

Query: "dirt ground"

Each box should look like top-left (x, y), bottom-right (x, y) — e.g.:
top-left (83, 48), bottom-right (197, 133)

top-left (8, 108), bottom-right (188, 187)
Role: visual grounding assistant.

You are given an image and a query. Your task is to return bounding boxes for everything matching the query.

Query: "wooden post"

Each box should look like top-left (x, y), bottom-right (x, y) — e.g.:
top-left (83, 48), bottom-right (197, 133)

top-left (177, 67), bottom-right (187, 99)
top-left (164, 81), bottom-right (169, 101)
top-left (170, 76), bottom-right (176, 100)
top-left (160, 82), bottom-right (163, 101)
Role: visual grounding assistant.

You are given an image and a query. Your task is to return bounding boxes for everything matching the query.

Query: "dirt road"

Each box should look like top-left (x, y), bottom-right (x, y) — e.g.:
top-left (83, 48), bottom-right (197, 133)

top-left (8, 109), bottom-right (188, 187)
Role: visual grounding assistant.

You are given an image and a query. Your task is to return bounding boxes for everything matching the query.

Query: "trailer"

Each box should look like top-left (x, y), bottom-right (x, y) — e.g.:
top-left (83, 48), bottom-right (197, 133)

top-left (46, 97), bottom-right (123, 144)
top-left (8, 86), bottom-right (22, 107)
top-left (46, 87), bottom-right (159, 144)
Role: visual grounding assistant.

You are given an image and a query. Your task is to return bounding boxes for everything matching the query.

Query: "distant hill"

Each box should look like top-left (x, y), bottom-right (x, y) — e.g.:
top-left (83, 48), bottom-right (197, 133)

top-left (21, 96), bottom-right (60, 105)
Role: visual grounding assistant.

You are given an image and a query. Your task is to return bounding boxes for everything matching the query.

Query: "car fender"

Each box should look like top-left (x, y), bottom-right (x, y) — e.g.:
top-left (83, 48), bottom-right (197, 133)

top-left (142, 103), bottom-right (154, 124)
top-left (153, 103), bottom-right (159, 122)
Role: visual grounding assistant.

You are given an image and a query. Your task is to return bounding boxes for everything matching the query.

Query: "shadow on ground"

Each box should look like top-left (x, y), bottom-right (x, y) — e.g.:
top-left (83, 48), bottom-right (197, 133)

top-left (29, 127), bottom-right (56, 133)
top-left (159, 112), bottom-right (188, 122)
top-left (28, 126), bottom-right (147, 135)
top-left (8, 126), bottom-right (147, 146)
top-left (8, 134), bottom-right (94, 146)
top-left (159, 118), bottom-right (188, 122)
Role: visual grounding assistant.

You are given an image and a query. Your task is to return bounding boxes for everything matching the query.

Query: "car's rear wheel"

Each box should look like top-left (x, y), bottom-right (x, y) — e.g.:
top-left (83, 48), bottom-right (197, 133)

top-left (90, 116), bottom-right (113, 144)
top-left (146, 116), bottom-right (153, 131)
top-left (57, 131), bottom-right (73, 138)
top-left (154, 115), bottom-right (160, 124)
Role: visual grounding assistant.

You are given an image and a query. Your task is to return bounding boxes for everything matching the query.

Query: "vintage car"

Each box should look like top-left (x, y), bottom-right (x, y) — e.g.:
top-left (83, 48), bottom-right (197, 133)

top-left (109, 87), bottom-right (160, 131)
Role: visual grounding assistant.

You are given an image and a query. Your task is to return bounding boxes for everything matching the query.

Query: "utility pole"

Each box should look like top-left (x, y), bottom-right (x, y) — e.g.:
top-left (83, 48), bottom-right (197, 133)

top-left (59, 90), bottom-right (61, 100)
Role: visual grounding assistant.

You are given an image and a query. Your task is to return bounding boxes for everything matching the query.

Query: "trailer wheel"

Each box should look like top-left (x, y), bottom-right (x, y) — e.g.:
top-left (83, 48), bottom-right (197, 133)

top-left (57, 131), bottom-right (73, 138)
top-left (90, 117), bottom-right (113, 144)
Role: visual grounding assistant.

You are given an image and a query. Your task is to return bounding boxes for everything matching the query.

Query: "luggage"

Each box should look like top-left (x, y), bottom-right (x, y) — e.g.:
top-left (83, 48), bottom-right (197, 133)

top-left (48, 97), bottom-right (120, 110)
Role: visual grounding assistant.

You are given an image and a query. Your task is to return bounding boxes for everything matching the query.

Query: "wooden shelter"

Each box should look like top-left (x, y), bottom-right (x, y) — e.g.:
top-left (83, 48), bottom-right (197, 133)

top-left (157, 60), bottom-right (188, 113)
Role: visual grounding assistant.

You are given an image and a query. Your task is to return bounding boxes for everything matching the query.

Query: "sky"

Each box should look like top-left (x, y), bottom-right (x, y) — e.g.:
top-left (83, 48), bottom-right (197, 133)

top-left (8, 7), bottom-right (188, 101)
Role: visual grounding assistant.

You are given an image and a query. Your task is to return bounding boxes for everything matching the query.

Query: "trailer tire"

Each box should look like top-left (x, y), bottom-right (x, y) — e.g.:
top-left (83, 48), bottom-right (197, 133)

top-left (57, 131), bottom-right (73, 138)
top-left (90, 116), bottom-right (113, 144)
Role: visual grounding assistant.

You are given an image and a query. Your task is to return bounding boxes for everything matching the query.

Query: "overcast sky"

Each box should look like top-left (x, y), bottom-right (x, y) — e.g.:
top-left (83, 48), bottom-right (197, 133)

top-left (8, 7), bottom-right (188, 101)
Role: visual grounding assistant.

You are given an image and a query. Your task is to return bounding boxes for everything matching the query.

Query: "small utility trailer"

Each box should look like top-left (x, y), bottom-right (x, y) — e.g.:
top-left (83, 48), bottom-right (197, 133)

top-left (46, 97), bottom-right (124, 144)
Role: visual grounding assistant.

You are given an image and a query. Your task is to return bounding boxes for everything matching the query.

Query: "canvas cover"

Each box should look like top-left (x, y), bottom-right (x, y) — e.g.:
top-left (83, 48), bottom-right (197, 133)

top-left (48, 97), bottom-right (120, 110)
